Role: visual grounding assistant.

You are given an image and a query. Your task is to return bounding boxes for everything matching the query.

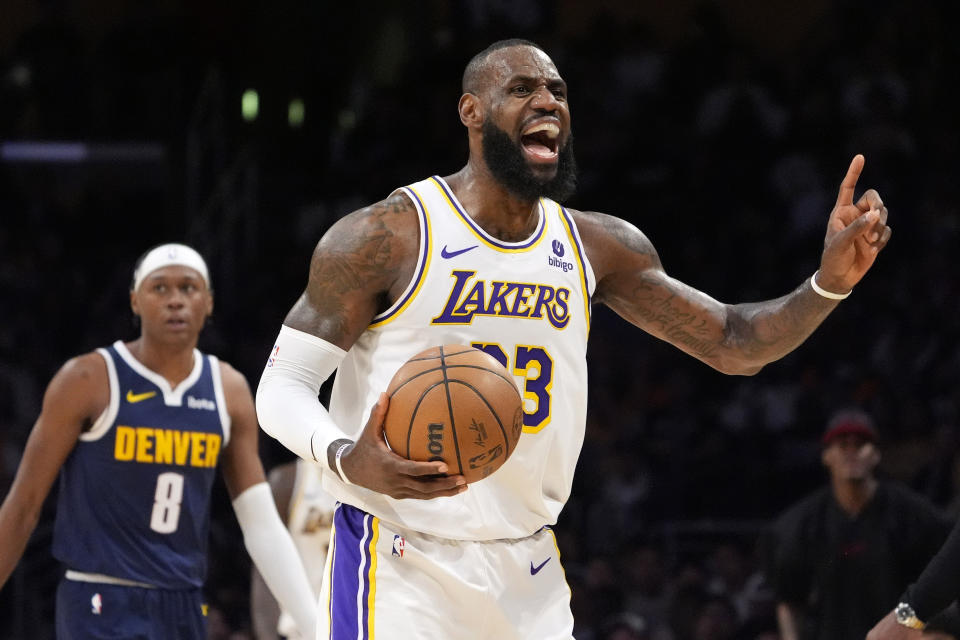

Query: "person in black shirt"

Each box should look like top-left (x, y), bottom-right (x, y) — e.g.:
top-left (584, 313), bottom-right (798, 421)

top-left (867, 518), bottom-right (960, 638)
top-left (763, 409), bottom-right (952, 640)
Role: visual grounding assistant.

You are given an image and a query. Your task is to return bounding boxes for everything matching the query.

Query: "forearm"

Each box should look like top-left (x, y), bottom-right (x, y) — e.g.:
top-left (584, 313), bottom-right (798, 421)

top-left (233, 483), bottom-right (317, 639)
top-left (903, 519), bottom-right (960, 622)
top-left (722, 276), bottom-right (839, 373)
top-left (256, 325), bottom-right (350, 473)
top-left (611, 270), bottom-right (840, 375)
top-left (0, 496), bottom-right (42, 587)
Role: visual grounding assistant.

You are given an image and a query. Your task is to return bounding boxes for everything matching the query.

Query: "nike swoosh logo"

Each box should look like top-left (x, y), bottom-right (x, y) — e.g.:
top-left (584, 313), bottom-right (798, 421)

top-left (440, 245), bottom-right (478, 259)
top-left (126, 390), bottom-right (157, 403)
top-left (530, 558), bottom-right (551, 575)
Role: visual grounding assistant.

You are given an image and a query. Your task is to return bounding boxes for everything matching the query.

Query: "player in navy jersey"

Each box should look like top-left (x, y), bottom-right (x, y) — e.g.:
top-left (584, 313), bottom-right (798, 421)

top-left (0, 244), bottom-right (316, 640)
top-left (256, 40), bottom-right (892, 639)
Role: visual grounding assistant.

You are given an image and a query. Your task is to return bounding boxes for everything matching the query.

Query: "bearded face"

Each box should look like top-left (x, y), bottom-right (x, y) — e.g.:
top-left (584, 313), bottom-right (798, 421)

top-left (481, 118), bottom-right (578, 203)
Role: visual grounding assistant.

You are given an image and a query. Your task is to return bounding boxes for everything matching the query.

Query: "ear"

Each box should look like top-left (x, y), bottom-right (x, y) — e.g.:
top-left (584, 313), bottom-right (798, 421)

top-left (130, 289), bottom-right (140, 316)
top-left (458, 93), bottom-right (483, 129)
top-left (820, 448), bottom-right (830, 467)
top-left (205, 291), bottom-right (214, 318)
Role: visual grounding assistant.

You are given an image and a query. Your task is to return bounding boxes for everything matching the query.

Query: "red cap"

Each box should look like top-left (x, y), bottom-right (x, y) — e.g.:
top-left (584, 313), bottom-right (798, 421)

top-left (821, 410), bottom-right (878, 446)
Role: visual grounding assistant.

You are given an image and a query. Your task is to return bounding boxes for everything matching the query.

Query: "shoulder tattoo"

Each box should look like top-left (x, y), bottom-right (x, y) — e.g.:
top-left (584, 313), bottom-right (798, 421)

top-left (302, 194), bottom-right (417, 340)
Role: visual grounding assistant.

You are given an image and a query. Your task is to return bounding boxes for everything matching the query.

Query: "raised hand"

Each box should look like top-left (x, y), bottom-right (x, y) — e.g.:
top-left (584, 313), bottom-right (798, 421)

top-left (338, 393), bottom-right (468, 499)
top-left (817, 154), bottom-right (892, 294)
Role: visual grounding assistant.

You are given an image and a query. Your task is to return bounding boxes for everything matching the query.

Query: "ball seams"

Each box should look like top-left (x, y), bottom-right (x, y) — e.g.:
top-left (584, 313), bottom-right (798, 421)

top-left (383, 344), bottom-right (524, 483)
top-left (389, 364), bottom-right (521, 401)
top-left (447, 380), bottom-right (512, 459)
top-left (439, 346), bottom-right (465, 475)
top-left (403, 347), bottom-right (474, 362)
top-left (404, 380), bottom-right (447, 459)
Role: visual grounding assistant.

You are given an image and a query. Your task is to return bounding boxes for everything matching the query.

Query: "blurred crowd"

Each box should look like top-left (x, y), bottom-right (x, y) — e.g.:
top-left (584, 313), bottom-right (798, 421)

top-left (1, 1), bottom-right (959, 638)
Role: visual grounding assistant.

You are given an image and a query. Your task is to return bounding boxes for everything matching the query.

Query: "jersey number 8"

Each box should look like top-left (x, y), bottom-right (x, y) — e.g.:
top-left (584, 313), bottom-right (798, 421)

top-left (150, 471), bottom-right (185, 534)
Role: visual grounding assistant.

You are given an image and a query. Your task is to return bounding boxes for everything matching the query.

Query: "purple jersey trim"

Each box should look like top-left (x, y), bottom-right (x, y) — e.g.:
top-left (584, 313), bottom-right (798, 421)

top-left (429, 176), bottom-right (545, 250)
top-left (370, 187), bottom-right (431, 327)
top-left (558, 205), bottom-right (592, 329)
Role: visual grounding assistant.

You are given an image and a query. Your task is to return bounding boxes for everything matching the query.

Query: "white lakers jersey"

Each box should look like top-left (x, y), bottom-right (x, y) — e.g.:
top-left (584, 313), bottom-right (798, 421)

top-left (325, 176), bottom-right (596, 540)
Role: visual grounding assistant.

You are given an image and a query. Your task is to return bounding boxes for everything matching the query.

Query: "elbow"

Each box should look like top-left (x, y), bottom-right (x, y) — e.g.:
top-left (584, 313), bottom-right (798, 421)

top-left (735, 363), bottom-right (765, 377)
top-left (254, 376), bottom-right (278, 439)
top-left (712, 357), bottom-right (765, 377)
top-left (715, 321), bottom-right (767, 376)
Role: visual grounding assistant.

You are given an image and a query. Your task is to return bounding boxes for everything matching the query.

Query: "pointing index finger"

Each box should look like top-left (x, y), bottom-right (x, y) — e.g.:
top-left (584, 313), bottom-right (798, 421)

top-left (835, 154), bottom-right (865, 207)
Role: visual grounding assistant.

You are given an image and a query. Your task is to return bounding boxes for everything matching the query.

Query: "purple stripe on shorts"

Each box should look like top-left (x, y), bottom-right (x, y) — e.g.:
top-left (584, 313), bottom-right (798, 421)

top-left (330, 504), bottom-right (374, 640)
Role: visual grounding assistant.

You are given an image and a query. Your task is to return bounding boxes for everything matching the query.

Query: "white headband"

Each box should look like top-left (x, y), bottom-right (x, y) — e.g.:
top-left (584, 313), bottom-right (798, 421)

top-left (133, 243), bottom-right (210, 292)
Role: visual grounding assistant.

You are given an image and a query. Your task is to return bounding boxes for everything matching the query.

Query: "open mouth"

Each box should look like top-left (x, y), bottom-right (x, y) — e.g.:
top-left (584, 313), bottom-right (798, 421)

top-left (520, 121), bottom-right (560, 161)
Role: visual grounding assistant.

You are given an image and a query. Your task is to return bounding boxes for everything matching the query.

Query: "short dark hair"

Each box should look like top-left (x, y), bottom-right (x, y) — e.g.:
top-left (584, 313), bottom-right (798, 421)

top-left (462, 38), bottom-right (545, 94)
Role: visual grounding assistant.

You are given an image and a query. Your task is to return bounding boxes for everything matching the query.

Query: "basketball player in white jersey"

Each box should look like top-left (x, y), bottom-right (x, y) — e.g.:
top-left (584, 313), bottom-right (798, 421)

top-left (251, 459), bottom-right (335, 640)
top-left (256, 39), bottom-right (891, 639)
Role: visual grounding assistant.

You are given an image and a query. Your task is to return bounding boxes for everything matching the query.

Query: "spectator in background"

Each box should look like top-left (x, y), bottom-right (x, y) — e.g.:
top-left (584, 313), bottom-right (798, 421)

top-left (763, 409), bottom-right (955, 640)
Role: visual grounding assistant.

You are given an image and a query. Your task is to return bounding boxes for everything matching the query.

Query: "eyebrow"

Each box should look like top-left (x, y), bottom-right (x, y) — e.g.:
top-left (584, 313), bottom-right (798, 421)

top-left (505, 74), bottom-right (567, 90)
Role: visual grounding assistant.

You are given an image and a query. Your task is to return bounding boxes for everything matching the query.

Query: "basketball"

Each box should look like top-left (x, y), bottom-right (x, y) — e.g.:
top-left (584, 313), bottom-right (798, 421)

top-left (383, 345), bottom-right (524, 484)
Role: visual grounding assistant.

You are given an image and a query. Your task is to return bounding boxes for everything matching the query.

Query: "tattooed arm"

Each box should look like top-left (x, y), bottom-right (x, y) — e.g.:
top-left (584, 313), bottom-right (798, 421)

top-left (576, 155), bottom-right (891, 375)
top-left (258, 192), bottom-right (467, 499)
top-left (283, 192), bottom-right (421, 348)
top-left (579, 212), bottom-right (835, 375)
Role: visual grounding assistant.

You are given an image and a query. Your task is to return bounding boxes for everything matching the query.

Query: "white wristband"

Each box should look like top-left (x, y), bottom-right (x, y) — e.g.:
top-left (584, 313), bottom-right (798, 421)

top-left (810, 271), bottom-right (851, 300)
top-left (335, 442), bottom-right (353, 485)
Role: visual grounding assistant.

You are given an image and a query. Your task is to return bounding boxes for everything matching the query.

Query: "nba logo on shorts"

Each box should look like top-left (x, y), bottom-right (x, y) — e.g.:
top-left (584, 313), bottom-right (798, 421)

top-left (392, 534), bottom-right (405, 558)
top-left (91, 593), bottom-right (102, 615)
top-left (267, 344), bottom-right (280, 368)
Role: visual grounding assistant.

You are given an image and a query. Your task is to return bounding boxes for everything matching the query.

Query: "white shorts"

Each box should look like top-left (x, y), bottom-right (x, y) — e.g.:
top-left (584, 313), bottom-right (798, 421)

top-left (317, 503), bottom-right (574, 640)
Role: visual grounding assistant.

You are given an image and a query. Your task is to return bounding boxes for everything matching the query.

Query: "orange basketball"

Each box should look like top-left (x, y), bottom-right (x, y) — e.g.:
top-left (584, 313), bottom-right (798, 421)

top-left (383, 345), bottom-right (524, 484)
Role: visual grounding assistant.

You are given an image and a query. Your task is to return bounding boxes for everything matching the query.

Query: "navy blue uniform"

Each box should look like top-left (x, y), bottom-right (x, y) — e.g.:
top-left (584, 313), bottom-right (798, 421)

top-left (52, 341), bottom-right (229, 638)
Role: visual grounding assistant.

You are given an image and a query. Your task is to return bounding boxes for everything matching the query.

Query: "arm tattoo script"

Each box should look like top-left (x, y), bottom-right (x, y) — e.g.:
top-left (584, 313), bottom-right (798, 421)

top-left (587, 209), bottom-right (835, 369)
top-left (629, 275), bottom-right (721, 360)
top-left (588, 213), bottom-right (721, 359)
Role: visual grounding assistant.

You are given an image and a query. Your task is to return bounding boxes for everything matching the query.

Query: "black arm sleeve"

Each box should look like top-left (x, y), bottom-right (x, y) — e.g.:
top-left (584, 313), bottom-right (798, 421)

top-left (902, 517), bottom-right (960, 622)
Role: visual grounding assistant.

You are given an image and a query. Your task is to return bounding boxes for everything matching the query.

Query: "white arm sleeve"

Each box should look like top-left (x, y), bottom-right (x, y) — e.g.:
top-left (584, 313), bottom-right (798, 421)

top-left (233, 482), bottom-right (317, 640)
top-left (256, 325), bottom-right (348, 472)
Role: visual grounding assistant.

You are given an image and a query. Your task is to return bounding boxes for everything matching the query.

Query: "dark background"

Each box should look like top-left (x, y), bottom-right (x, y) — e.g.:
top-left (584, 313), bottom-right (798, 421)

top-left (1, 1), bottom-right (958, 638)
